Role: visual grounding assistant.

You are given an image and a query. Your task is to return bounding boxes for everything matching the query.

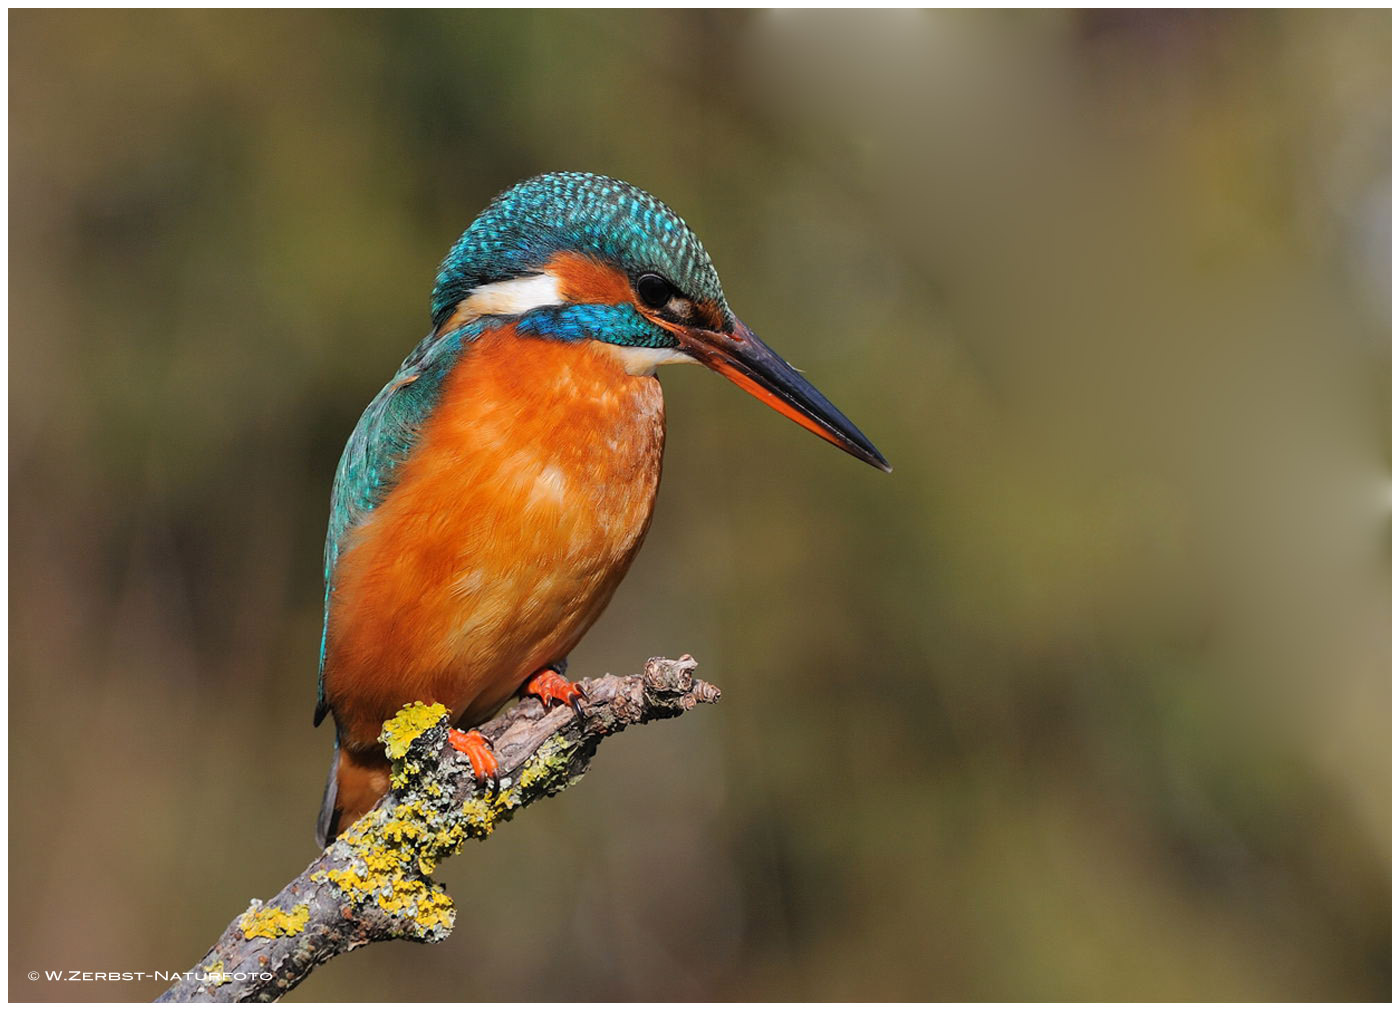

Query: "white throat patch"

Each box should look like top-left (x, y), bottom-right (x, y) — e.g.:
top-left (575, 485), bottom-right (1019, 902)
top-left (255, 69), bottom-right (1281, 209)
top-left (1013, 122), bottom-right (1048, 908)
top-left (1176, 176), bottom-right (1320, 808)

top-left (603, 345), bottom-right (696, 376)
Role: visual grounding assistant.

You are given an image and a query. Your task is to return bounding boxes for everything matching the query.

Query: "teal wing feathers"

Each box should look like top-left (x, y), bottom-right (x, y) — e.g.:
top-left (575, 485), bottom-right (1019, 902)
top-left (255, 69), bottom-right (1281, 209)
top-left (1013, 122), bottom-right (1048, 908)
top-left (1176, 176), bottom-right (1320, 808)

top-left (314, 324), bottom-right (482, 726)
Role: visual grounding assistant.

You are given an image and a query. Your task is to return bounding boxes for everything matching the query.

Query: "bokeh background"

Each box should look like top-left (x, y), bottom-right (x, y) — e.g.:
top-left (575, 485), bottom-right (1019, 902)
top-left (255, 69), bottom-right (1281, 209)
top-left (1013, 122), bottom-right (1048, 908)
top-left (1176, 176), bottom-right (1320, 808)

top-left (10, 9), bottom-right (1390, 1001)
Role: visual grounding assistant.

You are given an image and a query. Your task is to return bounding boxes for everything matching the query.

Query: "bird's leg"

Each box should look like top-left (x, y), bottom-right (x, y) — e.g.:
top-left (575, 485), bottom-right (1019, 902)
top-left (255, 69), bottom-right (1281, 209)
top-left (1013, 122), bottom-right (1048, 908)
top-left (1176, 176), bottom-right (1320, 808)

top-left (523, 660), bottom-right (587, 717)
top-left (448, 728), bottom-right (499, 789)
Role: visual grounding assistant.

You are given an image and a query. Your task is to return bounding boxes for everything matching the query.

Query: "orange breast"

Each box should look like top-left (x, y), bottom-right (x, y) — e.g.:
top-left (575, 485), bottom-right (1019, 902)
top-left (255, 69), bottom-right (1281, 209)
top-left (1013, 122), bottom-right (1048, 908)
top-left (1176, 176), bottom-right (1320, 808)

top-left (321, 328), bottom-right (666, 750)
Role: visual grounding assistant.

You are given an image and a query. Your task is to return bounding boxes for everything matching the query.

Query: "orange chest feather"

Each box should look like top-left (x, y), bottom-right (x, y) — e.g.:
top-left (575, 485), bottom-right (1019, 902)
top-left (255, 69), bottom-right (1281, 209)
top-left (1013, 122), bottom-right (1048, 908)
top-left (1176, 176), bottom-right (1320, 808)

top-left (323, 330), bottom-right (666, 743)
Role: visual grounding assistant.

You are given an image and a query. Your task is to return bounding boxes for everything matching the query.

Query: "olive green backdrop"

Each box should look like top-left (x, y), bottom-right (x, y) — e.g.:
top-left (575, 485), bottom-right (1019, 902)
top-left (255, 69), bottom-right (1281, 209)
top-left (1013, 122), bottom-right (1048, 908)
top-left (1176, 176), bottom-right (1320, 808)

top-left (10, 9), bottom-right (1389, 1001)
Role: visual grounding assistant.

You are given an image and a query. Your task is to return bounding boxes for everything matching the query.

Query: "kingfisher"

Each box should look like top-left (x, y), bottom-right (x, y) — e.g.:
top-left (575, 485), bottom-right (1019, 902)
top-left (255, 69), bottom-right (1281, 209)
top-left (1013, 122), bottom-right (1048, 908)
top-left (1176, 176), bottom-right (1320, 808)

top-left (314, 172), bottom-right (889, 845)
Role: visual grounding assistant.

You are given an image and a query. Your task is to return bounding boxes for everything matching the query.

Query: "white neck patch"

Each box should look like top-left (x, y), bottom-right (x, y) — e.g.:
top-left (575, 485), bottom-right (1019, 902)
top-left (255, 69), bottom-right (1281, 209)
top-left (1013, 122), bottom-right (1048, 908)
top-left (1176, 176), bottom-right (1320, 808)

top-left (448, 272), bottom-right (564, 327)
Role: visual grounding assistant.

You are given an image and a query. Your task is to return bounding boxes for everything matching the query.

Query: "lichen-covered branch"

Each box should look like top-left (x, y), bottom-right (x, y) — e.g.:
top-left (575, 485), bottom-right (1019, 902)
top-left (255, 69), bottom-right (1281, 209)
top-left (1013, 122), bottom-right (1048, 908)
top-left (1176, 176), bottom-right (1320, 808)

top-left (156, 655), bottom-right (719, 1003)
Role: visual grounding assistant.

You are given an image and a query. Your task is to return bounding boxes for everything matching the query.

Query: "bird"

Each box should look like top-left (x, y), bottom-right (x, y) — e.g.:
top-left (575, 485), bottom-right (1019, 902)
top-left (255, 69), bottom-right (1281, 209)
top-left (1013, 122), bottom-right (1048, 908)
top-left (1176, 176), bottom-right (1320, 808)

top-left (314, 171), bottom-right (889, 845)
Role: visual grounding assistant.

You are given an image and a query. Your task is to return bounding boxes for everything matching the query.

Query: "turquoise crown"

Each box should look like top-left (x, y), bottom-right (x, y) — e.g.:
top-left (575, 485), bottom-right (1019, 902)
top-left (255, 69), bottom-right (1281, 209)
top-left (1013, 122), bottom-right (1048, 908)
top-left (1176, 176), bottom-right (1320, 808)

top-left (431, 172), bottom-right (729, 329)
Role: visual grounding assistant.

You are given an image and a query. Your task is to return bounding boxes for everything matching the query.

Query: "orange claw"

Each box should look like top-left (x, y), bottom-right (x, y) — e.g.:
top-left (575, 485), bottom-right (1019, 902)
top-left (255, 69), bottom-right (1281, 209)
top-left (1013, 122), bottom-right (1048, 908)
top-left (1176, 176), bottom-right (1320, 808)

top-left (525, 667), bottom-right (586, 715)
top-left (448, 728), bottom-right (499, 782)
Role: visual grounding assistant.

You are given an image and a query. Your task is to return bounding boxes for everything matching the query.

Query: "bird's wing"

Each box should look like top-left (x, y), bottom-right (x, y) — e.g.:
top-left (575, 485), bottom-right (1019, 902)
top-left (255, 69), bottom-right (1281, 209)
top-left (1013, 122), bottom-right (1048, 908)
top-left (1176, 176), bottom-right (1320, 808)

top-left (314, 326), bottom-right (478, 726)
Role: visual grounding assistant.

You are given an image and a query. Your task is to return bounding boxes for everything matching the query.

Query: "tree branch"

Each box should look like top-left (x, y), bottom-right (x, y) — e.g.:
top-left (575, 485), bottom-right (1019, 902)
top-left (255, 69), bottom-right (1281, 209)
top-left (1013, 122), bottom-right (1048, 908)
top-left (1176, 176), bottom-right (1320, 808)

top-left (156, 655), bottom-right (720, 1003)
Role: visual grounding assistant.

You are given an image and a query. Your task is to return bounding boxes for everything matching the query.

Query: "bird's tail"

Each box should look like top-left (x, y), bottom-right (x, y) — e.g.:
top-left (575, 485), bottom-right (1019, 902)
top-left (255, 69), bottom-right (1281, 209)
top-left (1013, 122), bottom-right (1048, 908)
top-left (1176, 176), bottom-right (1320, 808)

top-left (314, 742), bottom-right (391, 848)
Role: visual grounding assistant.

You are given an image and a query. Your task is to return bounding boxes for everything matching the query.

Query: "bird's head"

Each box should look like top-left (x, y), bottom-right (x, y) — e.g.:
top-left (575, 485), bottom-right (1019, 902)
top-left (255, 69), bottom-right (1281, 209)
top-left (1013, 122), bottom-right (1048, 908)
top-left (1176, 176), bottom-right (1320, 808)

top-left (432, 172), bottom-right (889, 472)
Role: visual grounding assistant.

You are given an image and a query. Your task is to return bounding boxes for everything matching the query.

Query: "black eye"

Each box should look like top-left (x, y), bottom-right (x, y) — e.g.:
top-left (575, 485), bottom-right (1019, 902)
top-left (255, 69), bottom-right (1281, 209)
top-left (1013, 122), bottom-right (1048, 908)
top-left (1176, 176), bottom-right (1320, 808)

top-left (636, 273), bottom-right (672, 310)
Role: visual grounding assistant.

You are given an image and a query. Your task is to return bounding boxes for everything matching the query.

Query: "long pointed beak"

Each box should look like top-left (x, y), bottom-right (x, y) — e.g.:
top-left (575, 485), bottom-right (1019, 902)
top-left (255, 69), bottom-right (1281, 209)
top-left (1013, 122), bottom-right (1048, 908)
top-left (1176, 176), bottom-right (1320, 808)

top-left (679, 319), bottom-right (891, 473)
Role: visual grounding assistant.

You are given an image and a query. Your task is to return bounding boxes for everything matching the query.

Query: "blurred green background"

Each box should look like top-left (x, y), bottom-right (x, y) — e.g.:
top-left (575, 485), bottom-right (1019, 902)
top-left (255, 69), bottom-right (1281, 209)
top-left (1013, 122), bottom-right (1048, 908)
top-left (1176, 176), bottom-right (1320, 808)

top-left (10, 9), bottom-right (1390, 1001)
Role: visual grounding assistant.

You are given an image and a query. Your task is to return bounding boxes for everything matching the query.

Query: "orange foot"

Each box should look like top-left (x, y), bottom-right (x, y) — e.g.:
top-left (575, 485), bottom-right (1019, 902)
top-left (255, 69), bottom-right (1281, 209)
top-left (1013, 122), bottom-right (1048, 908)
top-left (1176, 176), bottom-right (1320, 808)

top-left (448, 728), bottom-right (499, 787)
top-left (525, 667), bottom-right (587, 717)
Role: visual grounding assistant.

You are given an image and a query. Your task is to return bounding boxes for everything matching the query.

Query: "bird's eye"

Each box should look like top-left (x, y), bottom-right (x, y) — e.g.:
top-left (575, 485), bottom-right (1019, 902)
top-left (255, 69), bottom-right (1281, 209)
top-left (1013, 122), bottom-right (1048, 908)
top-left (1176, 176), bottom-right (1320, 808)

top-left (636, 273), bottom-right (673, 310)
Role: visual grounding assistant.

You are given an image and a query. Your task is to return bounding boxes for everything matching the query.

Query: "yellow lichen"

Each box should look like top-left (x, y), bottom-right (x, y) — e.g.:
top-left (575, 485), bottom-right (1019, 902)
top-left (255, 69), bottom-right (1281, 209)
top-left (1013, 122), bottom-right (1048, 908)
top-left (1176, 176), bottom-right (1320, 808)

top-left (318, 707), bottom-right (584, 943)
top-left (456, 735), bottom-right (575, 836)
top-left (379, 701), bottom-right (449, 760)
top-left (239, 902), bottom-right (310, 940)
top-left (413, 886), bottom-right (456, 932)
top-left (518, 733), bottom-right (578, 792)
top-left (321, 797), bottom-right (469, 939)
top-left (202, 959), bottom-right (229, 985)
top-left (459, 791), bottom-right (514, 837)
